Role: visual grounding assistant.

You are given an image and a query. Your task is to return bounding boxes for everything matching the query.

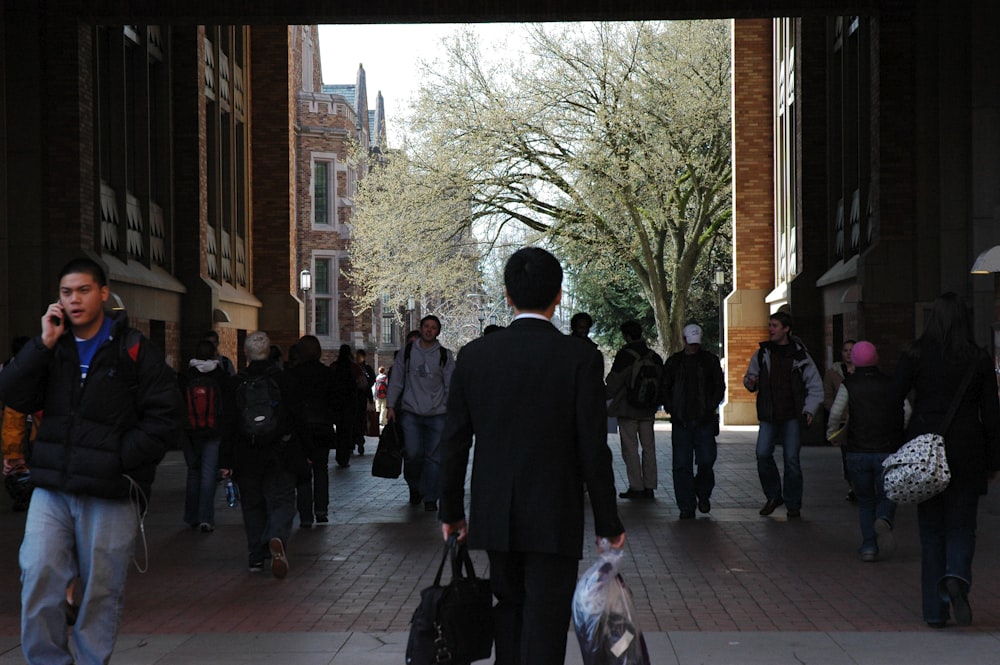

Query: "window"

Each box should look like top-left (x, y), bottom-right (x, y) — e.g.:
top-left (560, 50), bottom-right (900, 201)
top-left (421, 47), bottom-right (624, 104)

top-left (313, 157), bottom-right (337, 227)
top-left (313, 256), bottom-right (335, 337)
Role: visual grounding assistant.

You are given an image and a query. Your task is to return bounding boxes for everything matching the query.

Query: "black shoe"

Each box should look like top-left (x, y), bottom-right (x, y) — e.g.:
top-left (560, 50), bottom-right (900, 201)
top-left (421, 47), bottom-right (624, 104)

top-left (619, 489), bottom-right (647, 500)
top-left (642, 489), bottom-right (655, 500)
top-left (846, 490), bottom-right (858, 503)
top-left (944, 577), bottom-right (971, 626)
top-left (357, 444), bottom-right (365, 455)
top-left (409, 488), bottom-right (421, 505)
top-left (316, 513), bottom-right (328, 523)
top-left (786, 508), bottom-right (801, 518)
top-left (759, 497), bottom-right (784, 515)
top-left (679, 510), bottom-right (696, 519)
top-left (698, 497), bottom-right (711, 514)
top-left (424, 501), bottom-right (437, 512)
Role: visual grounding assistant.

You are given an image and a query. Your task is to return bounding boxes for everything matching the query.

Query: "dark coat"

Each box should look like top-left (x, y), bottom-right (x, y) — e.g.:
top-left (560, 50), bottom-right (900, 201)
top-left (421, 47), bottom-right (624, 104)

top-left (661, 348), bottom-right (725, 427)
top-left (893, 344), bottom-right (1000, 494)
top-left (439, 317), bottom-right (624, 560)
top-left (842, 366), bottom-right (903, 453)
top-left (220, 360), bottom-right (308, 479)
top-left (0, 311), bottom-right (181, 500)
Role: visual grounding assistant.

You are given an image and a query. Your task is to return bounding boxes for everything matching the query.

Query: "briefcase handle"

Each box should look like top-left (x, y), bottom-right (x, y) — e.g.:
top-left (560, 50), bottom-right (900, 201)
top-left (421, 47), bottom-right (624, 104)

top-left (433, 534), bottom-right (480, 587)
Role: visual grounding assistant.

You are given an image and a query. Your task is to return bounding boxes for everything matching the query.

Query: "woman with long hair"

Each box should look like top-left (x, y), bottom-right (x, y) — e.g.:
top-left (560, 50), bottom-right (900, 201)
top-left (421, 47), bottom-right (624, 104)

top-left (894, 292), bottom-right (1000, 627)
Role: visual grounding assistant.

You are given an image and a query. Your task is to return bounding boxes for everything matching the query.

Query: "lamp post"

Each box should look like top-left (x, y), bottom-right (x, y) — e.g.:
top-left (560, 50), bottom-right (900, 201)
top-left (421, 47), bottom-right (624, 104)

top-left (299, 269), bottom-right (312, 335)
top-left (406, 296), bottom-right (415, 333)
top-left (715, 269), bottom-right (726, 358)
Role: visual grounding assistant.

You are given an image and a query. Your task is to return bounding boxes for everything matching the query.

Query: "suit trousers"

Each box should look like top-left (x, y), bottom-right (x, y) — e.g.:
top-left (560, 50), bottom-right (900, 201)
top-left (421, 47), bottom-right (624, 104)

top-left (487, 549), bottom-right (579, 665)
top-left (617, 417), bottom-right (657, 491)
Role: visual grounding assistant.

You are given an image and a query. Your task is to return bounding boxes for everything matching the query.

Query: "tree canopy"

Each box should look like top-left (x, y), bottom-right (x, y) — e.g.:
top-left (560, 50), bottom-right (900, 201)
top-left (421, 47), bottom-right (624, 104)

top-left (347, 20), bottom-right (732, 352)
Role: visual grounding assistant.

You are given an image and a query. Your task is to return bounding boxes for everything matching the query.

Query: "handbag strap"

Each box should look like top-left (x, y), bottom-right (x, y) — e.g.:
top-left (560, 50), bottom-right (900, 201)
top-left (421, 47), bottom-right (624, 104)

top-left (937, 361), bottom-right (978, 435)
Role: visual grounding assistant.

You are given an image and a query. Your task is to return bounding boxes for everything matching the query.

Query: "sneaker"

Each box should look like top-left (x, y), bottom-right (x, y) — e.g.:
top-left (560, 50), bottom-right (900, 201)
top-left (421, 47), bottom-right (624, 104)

top-left (269, 538), bottom-right (288, 579)
top-left (874, 518), bottom-right (895, 558)
top-left (860, 549), bottom-right (877, 562)
top-left (315, 513), bottom-right (329, 523)
top-left (248, 558), bottom-right (265, 573)
top-left (199, 522), bottom-right (214, 532)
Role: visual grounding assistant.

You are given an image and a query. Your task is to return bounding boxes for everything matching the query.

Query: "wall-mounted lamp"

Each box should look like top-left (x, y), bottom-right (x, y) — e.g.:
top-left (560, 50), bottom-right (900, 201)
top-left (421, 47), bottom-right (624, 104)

top-left (971, 246), bottom-right (1000, 274)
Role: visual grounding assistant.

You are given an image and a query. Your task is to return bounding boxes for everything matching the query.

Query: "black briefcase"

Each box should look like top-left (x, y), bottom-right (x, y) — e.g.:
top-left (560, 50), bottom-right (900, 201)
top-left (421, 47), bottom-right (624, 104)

top-left (406, 535), bottom-right (494, 664)
top-left (371, 421), bottom-right (403, 479)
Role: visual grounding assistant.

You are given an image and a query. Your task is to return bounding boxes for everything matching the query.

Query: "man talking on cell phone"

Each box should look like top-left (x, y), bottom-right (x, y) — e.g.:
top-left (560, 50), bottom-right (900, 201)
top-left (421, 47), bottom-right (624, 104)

top-left (439, 247), bottom-right (625, 665)
top-left (0, 257), bottom-right (180, 664)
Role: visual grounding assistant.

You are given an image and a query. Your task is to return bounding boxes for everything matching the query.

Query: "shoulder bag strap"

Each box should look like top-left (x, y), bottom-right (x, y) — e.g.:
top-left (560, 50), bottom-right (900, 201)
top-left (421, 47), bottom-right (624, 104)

top-left (938, 361), bottom-right (978, 434)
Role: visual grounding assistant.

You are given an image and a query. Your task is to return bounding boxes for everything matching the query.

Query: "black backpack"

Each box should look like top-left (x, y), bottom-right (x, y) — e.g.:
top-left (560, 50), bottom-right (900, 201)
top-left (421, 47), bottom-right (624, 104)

top-left (235, 369), bottom-right (282, 445)
top-left (625, 349), bottom-right (663, 410)
top-left (185, 373), bottom-right (221, 434)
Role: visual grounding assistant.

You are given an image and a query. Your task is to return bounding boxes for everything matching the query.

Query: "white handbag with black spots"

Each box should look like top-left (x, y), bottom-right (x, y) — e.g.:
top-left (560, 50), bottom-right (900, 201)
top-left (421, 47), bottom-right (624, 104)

top-left (882, 433), bottom-right (950, 504)
top-left (882, 362), bottom-right (976, 505)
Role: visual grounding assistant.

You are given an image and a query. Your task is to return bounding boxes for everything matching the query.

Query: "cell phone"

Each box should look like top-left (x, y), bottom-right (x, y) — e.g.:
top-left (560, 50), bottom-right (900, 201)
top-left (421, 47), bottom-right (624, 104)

top-left (49, 303), bottom-right (63, 327)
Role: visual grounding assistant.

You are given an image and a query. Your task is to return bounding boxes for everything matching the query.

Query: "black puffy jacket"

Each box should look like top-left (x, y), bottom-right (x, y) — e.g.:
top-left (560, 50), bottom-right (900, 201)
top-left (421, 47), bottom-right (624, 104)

top-left (0, 311), bottom-right (182, 501)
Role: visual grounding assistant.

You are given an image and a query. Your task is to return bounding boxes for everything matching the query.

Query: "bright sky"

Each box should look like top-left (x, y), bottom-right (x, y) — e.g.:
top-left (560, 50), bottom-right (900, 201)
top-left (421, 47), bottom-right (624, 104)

top-left (318, 23), bottom-right (530, 146)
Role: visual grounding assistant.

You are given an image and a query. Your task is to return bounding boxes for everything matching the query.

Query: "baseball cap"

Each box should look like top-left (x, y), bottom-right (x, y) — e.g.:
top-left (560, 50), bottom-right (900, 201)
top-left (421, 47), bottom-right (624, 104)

top-left (683, 324), bottom-right (703, 344)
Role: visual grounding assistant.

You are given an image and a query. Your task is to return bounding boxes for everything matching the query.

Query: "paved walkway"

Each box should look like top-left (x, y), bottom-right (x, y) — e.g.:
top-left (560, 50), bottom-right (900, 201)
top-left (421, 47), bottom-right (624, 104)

top-left (1, 425), bottom-right (1000, 663)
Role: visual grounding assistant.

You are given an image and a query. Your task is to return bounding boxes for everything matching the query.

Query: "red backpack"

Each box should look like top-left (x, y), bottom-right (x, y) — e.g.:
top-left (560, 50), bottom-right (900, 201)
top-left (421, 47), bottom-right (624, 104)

top-left (185, 374), bottom-right (221, 433)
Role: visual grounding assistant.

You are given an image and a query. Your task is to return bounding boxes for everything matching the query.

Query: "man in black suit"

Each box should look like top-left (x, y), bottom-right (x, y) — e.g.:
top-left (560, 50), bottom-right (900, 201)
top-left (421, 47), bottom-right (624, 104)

top-left (439, 247), bottom-right (626, 665)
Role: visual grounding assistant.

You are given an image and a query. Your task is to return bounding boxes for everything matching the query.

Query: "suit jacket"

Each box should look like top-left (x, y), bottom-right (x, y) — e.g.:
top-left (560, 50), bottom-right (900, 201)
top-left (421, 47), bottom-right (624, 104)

top-left (439, 316), bottom-right (624, 560)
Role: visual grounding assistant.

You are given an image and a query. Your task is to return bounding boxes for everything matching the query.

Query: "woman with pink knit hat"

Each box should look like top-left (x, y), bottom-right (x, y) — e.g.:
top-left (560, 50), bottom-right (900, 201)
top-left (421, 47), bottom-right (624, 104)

top-left (826, 340), bottom-right (905, 562)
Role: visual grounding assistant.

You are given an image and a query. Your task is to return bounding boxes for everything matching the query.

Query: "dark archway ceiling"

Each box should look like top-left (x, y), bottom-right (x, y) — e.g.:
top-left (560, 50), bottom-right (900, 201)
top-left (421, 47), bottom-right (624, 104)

top-left (63, 0), bottom-right (884, 24)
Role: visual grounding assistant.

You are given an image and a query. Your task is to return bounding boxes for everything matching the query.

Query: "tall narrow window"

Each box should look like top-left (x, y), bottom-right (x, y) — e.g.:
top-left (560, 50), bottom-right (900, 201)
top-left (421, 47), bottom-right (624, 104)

top-left (314, 161), bottom-right (330, 226)
top-left (314, 257), bottom-right (333, 337)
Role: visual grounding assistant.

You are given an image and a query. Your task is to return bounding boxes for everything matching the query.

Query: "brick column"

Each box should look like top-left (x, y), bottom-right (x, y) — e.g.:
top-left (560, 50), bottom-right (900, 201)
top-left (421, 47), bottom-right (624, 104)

top-left (725, 19), bottom-right (774, 426)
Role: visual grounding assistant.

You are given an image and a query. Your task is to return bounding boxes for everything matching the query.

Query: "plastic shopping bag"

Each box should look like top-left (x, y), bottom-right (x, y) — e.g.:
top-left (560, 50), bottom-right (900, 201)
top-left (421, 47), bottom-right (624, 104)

top-left (572, 544), bottom-right (651, 665)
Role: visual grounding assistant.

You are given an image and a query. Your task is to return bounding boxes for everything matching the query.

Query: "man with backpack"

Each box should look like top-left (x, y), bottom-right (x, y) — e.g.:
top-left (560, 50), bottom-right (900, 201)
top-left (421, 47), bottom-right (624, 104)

top-left (220, 331), bottom-right (307, 578)
top-left (606, 320), bottom-right (663, 500)
top-left (386, 315), bottom-right (455, 512)
top-left (0, 257), bottom-right (181, 664)
top-left (180, 339), bottom-right (229, 532)
top-left (661, 323), bottom-right (726, 518)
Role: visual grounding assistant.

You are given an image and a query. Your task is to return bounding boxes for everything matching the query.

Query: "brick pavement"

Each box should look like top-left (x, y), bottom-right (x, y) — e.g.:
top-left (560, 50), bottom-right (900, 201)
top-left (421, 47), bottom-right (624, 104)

top-left (1, 425), bottom-right (1000, 662)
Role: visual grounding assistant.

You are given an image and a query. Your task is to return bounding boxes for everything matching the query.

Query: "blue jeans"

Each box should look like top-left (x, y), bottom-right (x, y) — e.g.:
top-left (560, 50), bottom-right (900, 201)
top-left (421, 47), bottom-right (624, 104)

top-left (671, 420), bottom-right (717, 512)
top-left (845, 452), bottom-right (896, 553)
top-left (182, 435), bottom-right (220, 526)
top-left (917, 483), bottom-right (980, 624)
top-left (755, 419), bottom-right (803, 510)
top-left (398, 412), bottom-right (446, 502)
top-left (237, 467), bottom-right (296, 563)
top-left (20, 487), bottom-right (138, 665)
